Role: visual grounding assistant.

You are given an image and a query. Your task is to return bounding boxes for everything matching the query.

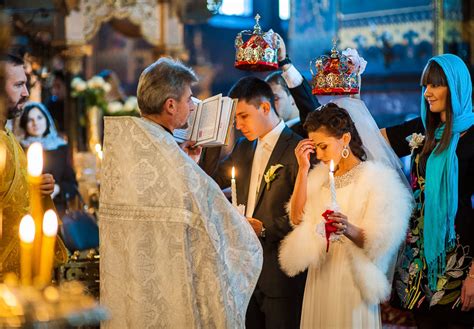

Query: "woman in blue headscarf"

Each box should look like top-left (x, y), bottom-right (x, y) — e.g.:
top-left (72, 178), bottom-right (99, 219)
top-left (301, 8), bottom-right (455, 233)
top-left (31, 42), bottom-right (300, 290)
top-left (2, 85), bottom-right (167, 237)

top-left (19, 102), bottom-right (78, 215)
top-left (382, 54), bottom-right (474, 328)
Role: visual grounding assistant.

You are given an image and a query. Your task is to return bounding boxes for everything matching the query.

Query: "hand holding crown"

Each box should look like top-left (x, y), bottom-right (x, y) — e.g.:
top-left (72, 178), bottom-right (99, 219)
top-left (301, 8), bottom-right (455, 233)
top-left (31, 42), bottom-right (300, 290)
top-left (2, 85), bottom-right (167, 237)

top-left (275, 33), bottom-right (286, 62)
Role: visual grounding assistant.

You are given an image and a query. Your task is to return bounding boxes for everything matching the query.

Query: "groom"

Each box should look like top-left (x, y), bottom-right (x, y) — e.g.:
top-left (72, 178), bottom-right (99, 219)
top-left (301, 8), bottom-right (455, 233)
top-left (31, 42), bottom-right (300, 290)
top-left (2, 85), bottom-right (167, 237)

top-left (211, 76), bottom-right (307, 329)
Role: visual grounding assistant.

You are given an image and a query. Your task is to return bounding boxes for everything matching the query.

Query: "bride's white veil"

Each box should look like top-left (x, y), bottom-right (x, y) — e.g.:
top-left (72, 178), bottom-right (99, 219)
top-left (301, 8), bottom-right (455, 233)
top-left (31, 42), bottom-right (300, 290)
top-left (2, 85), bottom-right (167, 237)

top-left (319, 48), bottom-right (412, 190)
top-left (323, 97), bottom-right (413, 285)
top-left (330, 97), bottom-right (409, 186)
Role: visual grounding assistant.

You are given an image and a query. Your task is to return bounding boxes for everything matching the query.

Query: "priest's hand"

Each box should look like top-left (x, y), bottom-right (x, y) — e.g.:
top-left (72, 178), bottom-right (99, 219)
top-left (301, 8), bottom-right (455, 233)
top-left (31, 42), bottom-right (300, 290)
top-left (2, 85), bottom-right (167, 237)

top-left (247, 217), bottom-right (263, 236)
top-left (181, 140), bottom-right (202, 163)
top-left (40, 174), bottom-right (56, 196)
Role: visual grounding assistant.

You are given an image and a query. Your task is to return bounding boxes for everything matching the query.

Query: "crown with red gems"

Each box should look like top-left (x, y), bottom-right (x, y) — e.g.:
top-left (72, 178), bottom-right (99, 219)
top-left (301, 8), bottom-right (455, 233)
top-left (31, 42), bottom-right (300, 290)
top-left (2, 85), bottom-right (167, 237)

top-left (234, 14), bottom-right (279, 72)
top-left (310, 40), bottom-right (362, 95)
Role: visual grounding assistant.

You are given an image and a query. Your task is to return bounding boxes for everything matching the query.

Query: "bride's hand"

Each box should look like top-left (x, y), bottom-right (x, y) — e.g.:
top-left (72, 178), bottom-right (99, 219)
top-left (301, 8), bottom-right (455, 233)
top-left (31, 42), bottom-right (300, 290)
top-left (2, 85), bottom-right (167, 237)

top-left (327, 212), bottom-right (349, 235)
top-left (328, 211), bottom-right (365, 248)
top-left (294, 139), bottom-right (314, 172)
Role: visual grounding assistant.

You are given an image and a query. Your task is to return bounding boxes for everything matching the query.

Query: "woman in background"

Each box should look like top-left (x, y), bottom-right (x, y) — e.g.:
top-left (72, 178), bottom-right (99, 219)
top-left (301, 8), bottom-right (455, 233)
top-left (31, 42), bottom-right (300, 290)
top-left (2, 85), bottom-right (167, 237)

top-left (382, 54), bottom-right (474, 328)
top-left (19, 101), bottom-right (78, 215)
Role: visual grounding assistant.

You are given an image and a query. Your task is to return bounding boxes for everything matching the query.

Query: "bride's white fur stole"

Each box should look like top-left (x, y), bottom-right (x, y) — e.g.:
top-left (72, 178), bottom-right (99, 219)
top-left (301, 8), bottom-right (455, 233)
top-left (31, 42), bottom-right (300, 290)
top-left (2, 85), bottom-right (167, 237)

top-left (279, 161), bottom-right (413, 304)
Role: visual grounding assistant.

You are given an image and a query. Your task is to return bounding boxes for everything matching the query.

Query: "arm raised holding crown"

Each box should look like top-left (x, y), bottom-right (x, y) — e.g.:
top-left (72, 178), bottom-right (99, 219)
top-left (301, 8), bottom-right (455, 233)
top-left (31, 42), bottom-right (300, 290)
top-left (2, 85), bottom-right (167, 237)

top-left (272, 34), bottom-right (321, 136)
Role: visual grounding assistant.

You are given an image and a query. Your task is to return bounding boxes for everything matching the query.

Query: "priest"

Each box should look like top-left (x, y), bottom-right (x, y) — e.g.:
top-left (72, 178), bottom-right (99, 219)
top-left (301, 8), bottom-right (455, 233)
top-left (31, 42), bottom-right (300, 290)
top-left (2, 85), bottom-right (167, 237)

top-left (99, 57), bottom-right (263, 329)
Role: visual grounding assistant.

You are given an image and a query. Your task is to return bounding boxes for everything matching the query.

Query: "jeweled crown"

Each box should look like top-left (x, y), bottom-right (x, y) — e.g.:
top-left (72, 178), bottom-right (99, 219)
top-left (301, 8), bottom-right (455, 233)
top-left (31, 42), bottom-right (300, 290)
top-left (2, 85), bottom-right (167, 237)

top-left (310, 41), bottom-right (361, 95)
top-left (234, 14), bottom-right (279, 72)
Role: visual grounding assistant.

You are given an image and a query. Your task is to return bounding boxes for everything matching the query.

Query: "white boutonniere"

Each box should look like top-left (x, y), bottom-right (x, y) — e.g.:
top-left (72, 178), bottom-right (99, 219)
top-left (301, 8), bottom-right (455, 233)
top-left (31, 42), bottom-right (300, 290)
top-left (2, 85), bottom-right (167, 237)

top-left (406, 133), bottom-right (425, 154)
top-left (264, 164), bottom-right (284, 191)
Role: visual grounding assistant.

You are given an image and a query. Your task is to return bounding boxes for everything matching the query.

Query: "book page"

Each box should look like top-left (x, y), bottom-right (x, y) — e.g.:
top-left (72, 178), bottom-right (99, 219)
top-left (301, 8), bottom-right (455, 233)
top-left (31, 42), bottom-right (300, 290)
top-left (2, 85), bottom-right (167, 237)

top-left (173, 97), bottom-right (201, 142)
top-left (204, 97), bottom-right (237, 147)
top-left (224, 99), bottom-right (237, 145)
top-left (216, 97), bottom-right (233, 144)
top-left (195, 94), bottom-right (221, 144)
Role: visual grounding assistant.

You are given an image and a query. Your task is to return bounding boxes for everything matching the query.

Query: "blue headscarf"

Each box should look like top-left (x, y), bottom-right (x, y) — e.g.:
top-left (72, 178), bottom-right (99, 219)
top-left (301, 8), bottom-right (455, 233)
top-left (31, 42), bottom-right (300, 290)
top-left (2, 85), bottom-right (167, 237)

top-left (421, 54), bottom-right (474, 291)
top-left (20, 102), bottom-right (67, 151)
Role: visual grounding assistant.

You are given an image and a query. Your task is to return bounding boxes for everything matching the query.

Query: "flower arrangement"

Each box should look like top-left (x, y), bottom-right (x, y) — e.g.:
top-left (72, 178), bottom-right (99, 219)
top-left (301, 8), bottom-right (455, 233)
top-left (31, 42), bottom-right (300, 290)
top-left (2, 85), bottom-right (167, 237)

top-left (71, 76), bottom-right (111, 113)
top-left (105, 96), bottom-right (140, 116)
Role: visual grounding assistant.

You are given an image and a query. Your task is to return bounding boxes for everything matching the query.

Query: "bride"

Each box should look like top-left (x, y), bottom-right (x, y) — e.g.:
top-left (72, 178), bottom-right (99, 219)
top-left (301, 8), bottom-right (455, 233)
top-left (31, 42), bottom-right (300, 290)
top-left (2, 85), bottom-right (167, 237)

top-left (279, 101), bottom-right (413, 328)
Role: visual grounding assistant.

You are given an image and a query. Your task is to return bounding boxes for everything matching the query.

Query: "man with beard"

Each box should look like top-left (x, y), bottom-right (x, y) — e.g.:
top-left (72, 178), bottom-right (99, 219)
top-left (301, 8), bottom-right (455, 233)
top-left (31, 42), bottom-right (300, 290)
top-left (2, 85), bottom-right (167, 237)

top-left (0, 54), bottom-right (67, 278)
top-left (99, 57), bottom-right (262, 328)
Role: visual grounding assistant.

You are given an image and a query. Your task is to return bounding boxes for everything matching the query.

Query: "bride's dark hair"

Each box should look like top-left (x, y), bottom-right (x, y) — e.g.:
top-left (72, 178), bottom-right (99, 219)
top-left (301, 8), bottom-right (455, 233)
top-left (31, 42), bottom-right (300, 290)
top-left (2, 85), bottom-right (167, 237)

top-left (304, 103), bottom-right (367, 161)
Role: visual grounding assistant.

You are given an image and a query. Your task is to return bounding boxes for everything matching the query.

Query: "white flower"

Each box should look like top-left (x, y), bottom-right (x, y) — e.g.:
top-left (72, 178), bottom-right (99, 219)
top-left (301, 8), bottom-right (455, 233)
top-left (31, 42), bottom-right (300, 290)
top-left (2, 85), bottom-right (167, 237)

top-left (103, 82), bottom-right (112, 93)
top-left (87, 76), bottom-right (106, 89)
top-left (71, 77), bottom-right (87, 92)
top-left (75, 81), bottom-right (87, 92)
top-left (263, 164), bottom-right (284, 191)
top-left (107, 101), bottom-right (123, 114)
top-left (406, 133), bottom-right (425, 154)
top-left (342, 48), bottom-right (367, 75)
top-left (123, 96), bottom-right (138, 112)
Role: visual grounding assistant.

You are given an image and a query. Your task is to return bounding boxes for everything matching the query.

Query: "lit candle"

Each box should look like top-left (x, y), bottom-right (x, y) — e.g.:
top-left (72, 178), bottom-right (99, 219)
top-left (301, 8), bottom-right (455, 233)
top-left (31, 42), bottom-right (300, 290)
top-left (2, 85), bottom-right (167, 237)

top-left (27, 142), bottom-right (44, 276)
top-left (95, 143), bottom-right (103, 160)
top-left (19, 215), bottom-right (35, 286)
top-left (329, 160), bottom-right (338, 210)
top-left (95, 143), bottom-right (103, 181)
top-left (231, 166), bottom-right (237, 207)
top-left (37, 210), bottom-right (58, 287)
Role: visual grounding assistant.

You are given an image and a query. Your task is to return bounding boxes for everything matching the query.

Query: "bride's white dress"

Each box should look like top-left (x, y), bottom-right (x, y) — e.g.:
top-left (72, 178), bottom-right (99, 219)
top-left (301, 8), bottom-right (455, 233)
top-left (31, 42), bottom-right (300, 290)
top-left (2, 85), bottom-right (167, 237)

top-left (301, 234), bottom-right (380, 329)
top-left (279, 161), bottom-right (413, 329)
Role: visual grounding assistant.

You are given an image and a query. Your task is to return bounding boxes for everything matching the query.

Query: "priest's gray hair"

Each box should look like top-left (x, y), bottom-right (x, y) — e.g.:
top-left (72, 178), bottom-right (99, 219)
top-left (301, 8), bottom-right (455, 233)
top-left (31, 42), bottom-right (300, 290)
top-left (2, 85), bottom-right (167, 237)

top-left (137, 57), bottom-right (198, 115)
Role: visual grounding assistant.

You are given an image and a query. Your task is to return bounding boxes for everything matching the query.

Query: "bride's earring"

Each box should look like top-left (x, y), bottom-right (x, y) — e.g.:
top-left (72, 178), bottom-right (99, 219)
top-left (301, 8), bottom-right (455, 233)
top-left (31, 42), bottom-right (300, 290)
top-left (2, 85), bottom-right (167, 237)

top-left (341, 145), bottom-right (350, 159)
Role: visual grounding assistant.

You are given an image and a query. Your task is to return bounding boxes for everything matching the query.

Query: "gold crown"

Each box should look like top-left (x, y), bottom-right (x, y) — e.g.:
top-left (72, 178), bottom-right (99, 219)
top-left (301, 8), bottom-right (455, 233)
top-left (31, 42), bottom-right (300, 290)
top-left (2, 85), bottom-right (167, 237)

top-left (234, 14), bottom-right (279, 72)
top-left (310, 41), bottom-right (360, 95)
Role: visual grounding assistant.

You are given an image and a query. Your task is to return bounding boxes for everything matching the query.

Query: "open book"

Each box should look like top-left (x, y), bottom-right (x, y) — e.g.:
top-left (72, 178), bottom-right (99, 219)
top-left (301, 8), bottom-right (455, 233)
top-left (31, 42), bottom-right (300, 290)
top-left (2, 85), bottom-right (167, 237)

top-left (174, 94), bottom-right (237, 147)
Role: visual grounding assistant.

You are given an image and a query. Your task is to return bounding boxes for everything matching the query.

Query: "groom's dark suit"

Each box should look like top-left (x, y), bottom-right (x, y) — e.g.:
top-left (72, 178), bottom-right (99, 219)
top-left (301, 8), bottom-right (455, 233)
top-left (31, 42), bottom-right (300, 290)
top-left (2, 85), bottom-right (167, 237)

top-left (212, 125), bottom-right (307, 329)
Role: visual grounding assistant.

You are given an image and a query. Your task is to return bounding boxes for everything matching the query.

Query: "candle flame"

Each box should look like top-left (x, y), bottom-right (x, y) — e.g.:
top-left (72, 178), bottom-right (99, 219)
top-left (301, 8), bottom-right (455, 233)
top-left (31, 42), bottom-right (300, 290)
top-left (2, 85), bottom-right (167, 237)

top-left (231, 166), bottom-right (235, 179)
top-left (95, 143), bottom-right (102, 154)
top-left (329, 160), bottom-right (335, 172)
top-left (19, 215), bottom-right (35, 243)
top-left (97, 150), bottom-right (104, 161)
top-left (27, 143), bottom-right (43, 177)
top-left (42, 210), bottom-right (58, 237)
top-left (1, 288), bottom-right (17, 307)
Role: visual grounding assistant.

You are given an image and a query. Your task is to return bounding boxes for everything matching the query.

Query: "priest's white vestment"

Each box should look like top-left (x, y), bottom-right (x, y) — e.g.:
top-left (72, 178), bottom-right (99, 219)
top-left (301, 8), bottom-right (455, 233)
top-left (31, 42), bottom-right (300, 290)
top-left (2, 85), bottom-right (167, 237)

top-left (99, 116), bottom-right (263, 329)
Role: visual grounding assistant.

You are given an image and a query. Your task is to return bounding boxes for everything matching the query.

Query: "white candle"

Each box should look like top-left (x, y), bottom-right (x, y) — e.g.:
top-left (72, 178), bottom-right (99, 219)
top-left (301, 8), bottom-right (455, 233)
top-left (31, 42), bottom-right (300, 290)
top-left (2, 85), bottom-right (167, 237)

top-left (27, 142), bottom-right (44, 276)
top-left (19, 215), bottom-right (35, 286)
top-left (231, 166), bottom-right (237, 207)
top-left (329, 160), bottom-right (338, 210)
top-left (95, 143), bottom-right (103, 160)
top-left (38, 210), bottom-right (58, 286)
top-left (95, 143), bottom-right (103, 182)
